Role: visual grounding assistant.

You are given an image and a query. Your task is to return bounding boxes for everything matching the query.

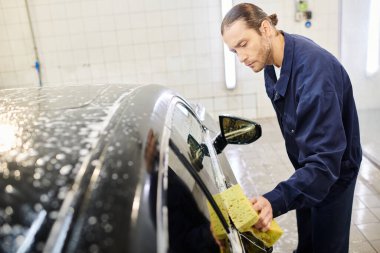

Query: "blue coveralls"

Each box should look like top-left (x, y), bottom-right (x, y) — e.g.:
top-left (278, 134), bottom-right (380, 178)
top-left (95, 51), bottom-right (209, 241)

top-left (262, 32), bottom-right (362, 253)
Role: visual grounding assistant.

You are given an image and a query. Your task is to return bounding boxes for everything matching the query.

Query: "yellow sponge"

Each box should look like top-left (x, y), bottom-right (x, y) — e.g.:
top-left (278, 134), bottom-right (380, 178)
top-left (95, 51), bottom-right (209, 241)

top-left (208, 184), bottom-right (283, 248)
top-left (220, 184), bottom-right (259, 232)
top-left (207, 193), bottom-right (230, 240)
top-left (250, 219), bottom-right (284, 247)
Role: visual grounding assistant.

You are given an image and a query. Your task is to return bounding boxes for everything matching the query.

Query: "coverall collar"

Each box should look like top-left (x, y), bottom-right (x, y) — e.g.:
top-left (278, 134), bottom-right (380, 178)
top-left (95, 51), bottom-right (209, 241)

top-left (264, 32), bottom-right (294, 101)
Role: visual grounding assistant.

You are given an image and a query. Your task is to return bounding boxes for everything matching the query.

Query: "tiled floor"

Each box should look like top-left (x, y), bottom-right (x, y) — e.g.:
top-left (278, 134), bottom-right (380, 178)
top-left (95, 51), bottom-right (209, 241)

top-left (225, 109), bottom-right (380, 253)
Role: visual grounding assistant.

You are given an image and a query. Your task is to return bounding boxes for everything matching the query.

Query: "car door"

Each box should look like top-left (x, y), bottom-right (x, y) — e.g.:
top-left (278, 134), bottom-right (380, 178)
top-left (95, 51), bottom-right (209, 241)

top-left (161, 101), bottom-right (237, 253)
top-left (160, 100), bottom-right (273, 253)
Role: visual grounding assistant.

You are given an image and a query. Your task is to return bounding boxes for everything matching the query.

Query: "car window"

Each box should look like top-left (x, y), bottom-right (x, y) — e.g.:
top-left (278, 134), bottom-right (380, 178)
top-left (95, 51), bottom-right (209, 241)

top-left (165, 102), bottom-right (227, 253)
top-left (170, 103), bottom-right (220, 194)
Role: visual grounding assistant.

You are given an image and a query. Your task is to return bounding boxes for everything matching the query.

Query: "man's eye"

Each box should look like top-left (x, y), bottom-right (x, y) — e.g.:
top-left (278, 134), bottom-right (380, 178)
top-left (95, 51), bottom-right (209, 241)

top-left (240, 42), bottom-right (247, 47)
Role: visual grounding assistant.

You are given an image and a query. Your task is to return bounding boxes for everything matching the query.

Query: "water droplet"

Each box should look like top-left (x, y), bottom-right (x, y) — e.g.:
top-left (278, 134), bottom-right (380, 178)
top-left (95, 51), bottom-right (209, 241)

top-left (34, 172), bottom-right (41, 180)
top-left (40, 194), bottom-right (49, 202)
top-left (127, 161), bottom-right (134, 167)
top-left (111, 173), bottom-right (118, 180)
top-left (91, 160), bottom-right (100, 167)
top-left (56, 153), bottom-right (66, 160)
top-left (34, 203), bottom-right (43, 212)
top-left (15, 235), bottom-right (25, 247)
top-left (58, 190), bottom-right (67, 199)
top-left (1, 224), bottom-right (12, 234)
top-left (5, 185), bottom-right (14, 193)
top-left (49, 211), bottom-right (58, 220)
top-left (88, 216), bottom-right (97, 225)
top-left (33, 180), bottom-right (41, 188)
top-left (101, 214), bottom-right (109, 222)
top-left (104, 223), bottom-right (113, 233)
top-left (36, 158), bottom-right (46, 166)
top-left (41, 178), bottom-right (51, 188)
top-left (60, 165), bottom-right (72, 175)
top-left (14, 170), bottom-right (21, 180)
top-left (5, 206), bottom-right (13, 216)
top-left (2, 170), bottom-right (10, 179)
top-left (0, 162), bottom-right (8, 173)
top-left (80, 149), bottom-right (89, 156)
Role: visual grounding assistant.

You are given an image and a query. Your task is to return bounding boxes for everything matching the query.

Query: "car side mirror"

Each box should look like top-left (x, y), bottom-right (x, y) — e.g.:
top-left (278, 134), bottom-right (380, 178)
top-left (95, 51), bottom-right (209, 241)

top-left (213, 115), bottom-right (262, 154)
top-left (220, 115), bottom-right (261, 144)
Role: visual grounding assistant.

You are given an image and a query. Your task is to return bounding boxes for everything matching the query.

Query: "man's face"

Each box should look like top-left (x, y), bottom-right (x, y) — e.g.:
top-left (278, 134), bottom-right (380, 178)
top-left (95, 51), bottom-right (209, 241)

top-left (222, 19), bottom-right (271, 73)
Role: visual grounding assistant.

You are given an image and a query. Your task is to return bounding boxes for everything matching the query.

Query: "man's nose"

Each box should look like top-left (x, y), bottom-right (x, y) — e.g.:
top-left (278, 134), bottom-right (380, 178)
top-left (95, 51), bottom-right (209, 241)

top-left (237, 52), bottom-right (247, 63)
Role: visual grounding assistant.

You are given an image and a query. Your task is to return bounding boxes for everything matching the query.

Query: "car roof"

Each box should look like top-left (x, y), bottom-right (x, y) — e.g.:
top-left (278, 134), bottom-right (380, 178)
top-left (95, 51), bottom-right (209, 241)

top-left (0, 84), bottom-right (180, 252)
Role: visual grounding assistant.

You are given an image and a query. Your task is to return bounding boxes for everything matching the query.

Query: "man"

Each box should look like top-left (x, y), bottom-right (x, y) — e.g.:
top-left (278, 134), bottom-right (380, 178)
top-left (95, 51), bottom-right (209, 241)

top-left (221, 3), bottom-right (362, 253)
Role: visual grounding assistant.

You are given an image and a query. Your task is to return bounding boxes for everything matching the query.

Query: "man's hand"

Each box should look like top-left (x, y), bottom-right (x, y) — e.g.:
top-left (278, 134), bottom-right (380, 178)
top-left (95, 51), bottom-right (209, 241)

top-left (251, 196), bottom-right (273, 232)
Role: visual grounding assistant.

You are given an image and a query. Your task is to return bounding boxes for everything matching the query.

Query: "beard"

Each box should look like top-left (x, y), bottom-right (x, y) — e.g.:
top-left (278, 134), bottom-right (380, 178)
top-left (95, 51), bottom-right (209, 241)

top-left (263, 37), bottom-right (272, 65)
top-left (251, 38), bottom-right (272, 73)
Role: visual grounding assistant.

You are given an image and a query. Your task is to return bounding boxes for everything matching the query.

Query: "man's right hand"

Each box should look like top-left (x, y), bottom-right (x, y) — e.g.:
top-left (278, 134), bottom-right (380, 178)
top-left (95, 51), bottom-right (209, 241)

top-left (251, 196), bottom-right (273, 232)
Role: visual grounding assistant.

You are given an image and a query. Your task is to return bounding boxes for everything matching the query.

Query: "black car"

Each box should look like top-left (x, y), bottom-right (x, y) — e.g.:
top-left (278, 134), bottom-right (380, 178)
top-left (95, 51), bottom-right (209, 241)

top-left (0, 84), bottom-right (267, 253)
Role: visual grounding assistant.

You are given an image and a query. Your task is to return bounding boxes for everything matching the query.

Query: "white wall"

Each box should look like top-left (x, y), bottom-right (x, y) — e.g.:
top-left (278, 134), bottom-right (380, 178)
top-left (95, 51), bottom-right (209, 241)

top-left (0, 0), bottom-right (341, 119)
top-left (341, 0), bottom-right (380, 110)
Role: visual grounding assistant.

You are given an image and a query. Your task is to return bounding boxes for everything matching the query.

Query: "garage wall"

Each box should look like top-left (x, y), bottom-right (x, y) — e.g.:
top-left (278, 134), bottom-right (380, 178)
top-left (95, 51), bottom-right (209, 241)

top-left (0, 0), bottom-right (340, 119)
top-left (341, 0), bottom-right (380, 110)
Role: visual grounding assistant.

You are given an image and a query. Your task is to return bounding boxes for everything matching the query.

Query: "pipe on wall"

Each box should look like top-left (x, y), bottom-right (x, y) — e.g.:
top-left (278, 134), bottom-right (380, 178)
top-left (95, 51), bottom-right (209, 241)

top-left (24, 0), bottom-right (43, 87)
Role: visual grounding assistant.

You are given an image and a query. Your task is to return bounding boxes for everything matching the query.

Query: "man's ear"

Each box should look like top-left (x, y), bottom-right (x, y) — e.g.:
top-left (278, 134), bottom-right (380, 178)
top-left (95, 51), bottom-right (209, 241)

top-left (260, 20), bottom-right (272, 36)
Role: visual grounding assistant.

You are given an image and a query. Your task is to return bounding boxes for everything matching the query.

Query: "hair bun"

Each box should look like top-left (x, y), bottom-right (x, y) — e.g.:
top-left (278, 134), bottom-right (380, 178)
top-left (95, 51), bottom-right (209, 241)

top-left (269, 14), bottom-right (278, 26)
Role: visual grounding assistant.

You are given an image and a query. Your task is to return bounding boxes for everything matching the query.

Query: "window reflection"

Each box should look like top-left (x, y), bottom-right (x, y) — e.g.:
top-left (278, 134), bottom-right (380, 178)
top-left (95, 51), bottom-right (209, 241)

top-left (164, 103), bottom-right (224, 252)
top-left (166, 167), bottom-right (219, 253)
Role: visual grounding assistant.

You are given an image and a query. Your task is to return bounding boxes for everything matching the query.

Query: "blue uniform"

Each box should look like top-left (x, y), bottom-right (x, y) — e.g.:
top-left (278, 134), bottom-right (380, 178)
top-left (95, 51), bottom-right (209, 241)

top-left (262, 32), bottom-right (362, 253)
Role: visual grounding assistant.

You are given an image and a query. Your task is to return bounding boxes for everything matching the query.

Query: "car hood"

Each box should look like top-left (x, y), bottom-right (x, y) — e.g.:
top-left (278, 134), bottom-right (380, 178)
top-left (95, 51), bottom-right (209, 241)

top-left (0, 84), bottom-right (178, 252)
